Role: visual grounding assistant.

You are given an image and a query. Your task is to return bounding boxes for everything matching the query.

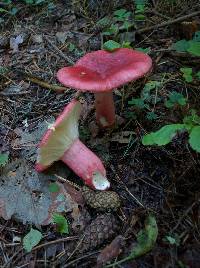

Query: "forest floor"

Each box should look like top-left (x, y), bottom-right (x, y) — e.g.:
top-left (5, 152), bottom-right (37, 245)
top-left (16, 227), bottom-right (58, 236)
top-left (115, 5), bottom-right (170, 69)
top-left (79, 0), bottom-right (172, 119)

top-left (0, 1), bottom-right (200, 267)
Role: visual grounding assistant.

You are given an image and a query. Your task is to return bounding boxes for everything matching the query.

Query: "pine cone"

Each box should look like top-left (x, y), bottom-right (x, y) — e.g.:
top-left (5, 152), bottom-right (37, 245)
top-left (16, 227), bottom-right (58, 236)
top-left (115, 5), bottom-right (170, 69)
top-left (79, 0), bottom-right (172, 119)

top-left (82, 186), bottom-right (121, 211)
top-left (78, 213), bottom-right (119, 253)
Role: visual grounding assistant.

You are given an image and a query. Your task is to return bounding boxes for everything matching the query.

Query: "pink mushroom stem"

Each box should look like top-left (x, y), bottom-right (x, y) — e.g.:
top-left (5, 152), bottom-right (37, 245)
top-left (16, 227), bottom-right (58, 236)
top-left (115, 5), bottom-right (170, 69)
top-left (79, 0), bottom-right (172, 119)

top-left (94, 92), bottom-right (116, 128)
top-left (61, 139), bottom-right (108, 189)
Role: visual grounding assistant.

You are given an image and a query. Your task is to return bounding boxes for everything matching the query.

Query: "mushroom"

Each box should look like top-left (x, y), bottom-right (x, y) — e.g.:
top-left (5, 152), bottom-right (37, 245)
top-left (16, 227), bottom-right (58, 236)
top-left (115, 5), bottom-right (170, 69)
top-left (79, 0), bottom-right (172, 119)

top-left (57, 48), bottom-right (152, 128)
top-left (35, 99), bottom-right (110, 190)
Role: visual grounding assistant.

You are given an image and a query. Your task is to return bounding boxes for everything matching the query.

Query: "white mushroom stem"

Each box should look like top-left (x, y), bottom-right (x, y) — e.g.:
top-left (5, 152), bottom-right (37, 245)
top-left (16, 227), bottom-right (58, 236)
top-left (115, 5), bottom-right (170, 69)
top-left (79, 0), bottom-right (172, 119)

top-left (61, 139), bottom-right (110, 190)
top-left (94, 92), bottom-right (116, 128)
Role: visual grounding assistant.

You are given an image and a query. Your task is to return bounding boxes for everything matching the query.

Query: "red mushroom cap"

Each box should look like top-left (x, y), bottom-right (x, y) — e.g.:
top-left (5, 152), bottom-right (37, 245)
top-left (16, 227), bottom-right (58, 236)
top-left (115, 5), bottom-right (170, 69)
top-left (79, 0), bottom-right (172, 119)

top-left (57, 48), bottom-right (152, 92)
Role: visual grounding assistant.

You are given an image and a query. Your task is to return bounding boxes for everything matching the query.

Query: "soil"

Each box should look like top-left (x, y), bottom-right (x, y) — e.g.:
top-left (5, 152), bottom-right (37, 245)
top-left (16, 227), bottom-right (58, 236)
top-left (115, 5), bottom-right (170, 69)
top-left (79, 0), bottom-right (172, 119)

top-left (0, 1), bottom-right (200, 267)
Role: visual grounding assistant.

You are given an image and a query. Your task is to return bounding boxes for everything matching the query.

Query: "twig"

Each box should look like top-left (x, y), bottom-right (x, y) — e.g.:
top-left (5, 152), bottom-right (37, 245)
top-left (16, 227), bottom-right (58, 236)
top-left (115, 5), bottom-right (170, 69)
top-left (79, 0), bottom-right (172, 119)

top-left (137, 10), bottom-right (200, 34)
top-left (31, 236), bottom-right (78, 252)
top-left (44, 35), bottom-right (74, 65)
top-left (15, 70), bottom-right (69, 93)
top-left (172, 199), bottom-right (200, 232)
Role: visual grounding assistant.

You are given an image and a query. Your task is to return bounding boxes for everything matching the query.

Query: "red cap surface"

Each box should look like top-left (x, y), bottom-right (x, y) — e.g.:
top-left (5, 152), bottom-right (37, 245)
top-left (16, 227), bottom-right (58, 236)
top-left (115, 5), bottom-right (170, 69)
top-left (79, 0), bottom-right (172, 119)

top-left (57, 48), bottom-right (152, 92)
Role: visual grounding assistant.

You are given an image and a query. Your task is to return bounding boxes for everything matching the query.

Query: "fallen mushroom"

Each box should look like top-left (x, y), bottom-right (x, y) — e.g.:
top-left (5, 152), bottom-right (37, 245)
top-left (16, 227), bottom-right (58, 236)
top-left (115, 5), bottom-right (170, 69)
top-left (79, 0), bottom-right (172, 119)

top-left (35, 99), bottom-right (110, 190)
top-left (57, 48), bottom-right (152, 127)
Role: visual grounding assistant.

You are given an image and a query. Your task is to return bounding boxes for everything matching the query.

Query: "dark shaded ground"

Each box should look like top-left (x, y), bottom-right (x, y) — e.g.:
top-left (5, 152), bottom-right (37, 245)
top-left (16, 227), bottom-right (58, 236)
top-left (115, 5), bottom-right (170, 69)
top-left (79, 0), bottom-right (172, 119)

top-left (0, 0), bottom-right (200, 267)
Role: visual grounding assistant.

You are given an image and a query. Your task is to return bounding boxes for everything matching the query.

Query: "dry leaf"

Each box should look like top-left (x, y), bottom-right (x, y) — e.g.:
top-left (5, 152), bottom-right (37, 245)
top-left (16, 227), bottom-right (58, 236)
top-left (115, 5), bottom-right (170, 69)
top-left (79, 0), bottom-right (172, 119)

top-left (96, 235), bottom-right (125, 267)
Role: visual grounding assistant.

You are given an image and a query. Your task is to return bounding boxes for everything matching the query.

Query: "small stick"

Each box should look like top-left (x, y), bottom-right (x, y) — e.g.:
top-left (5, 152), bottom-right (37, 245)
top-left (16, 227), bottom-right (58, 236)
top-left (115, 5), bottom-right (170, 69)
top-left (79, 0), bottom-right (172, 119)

top-left (16, 70), bottom-right (68, 93)
top-left (44, 35), bottom-right (74, 65)
top-left (137, 10), bottom-right (200, 34)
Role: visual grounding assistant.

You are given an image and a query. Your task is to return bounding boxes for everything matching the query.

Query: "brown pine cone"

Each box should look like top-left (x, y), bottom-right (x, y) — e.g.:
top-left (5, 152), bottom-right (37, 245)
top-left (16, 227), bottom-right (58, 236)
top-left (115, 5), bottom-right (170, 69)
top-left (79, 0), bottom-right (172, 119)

top-left (78, 213), bottom-right (119, 253)
top-left (82, 186), bottom-right (121, 211)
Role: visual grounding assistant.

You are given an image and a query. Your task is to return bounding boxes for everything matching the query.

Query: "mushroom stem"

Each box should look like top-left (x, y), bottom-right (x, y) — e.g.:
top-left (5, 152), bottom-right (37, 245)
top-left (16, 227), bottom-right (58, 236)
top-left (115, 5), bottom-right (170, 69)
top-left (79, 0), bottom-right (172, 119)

top-left (61, 139), bottom-right (110, 190)
top-left (94, 92), bottom-right (116, 128)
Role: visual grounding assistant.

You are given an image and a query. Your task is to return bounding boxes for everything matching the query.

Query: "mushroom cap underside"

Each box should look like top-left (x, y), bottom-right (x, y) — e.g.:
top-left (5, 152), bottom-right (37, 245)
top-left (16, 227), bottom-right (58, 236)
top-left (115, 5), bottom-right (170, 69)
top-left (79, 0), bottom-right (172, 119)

top-left (36, 99), bottom-right (81, 168)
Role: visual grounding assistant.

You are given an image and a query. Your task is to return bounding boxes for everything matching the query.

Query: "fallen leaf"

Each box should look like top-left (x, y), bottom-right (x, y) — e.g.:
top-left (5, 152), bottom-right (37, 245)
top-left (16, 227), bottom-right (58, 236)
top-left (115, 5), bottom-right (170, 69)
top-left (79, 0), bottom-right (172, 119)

top-left (96, 235), bottom-right (125, 267)
top-left (10, 35), bottom-right (24, 52)
top-left (0, 160), bottom-right (81, 225)
top-left (23, 228), bottom-right (42, 252)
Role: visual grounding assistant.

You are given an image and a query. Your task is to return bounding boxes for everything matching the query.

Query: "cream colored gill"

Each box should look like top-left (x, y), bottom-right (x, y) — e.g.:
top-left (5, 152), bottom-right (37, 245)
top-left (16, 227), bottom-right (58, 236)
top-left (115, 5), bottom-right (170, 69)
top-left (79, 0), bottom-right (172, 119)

top-left (37, 101), bottom-right (81, 166)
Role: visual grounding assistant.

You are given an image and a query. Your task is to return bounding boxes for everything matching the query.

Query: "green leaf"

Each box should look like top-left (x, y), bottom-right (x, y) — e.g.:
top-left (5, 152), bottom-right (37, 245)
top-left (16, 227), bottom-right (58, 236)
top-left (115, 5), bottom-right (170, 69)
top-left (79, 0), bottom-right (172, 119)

top-left (146, 112), bottom-right (158, 121)
top-left (0, 7), bottom-right (9, 13)
top-left (142, 124), bottom-right (186, 146)
top-left (128, 98), bottom-right (146, 109)
top-left (0, 153), bottom-right (9, 166)
top-left (180, 67), bottom-right (193, 82)
top-left (165, 234), bottom-right (180, 246)
top-left (183, 110), bottom-right (200, 127)
top-left (135, 47), bottom-right (151, 54)
top-left (193, 31), bottom-right (200, 42)
top-left (114, 9), bottom-right (127, 18)
top-left (96, 16), bottom-right (111, 27)
top-left (171, 39), bottom-right (190, 52)
top-left (165, 91), bottom-right (187, 108)
top-left (121, 41), bottom-right (132, 48)
top-left (23, 228), bottom-right (42, 252)
top-left (189, 126), bottom-right (200, 152)
top-left (52, 213), bottom-right (69, 234)
top-left (103, 40), bottom-right (121, 51)
top-left (196, 71), bottom-right (200, 79)
top-left (129, 214), bottom-right (158, 258)
top-left (172, 39), bottom-right (190, 52)
top-left (187, 41), bottom-right (200, 56)
top-left (48, 182), bottom-right (60, 193)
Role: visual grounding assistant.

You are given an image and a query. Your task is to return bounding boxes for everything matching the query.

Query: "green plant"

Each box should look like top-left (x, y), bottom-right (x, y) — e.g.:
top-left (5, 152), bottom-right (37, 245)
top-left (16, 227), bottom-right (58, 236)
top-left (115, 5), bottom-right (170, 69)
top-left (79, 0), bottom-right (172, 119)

top-left (0, 153), bottom-right (9, 167)
top-left (134, 0), bottom-right (148, 21)
top-left (23, 228), bottom-right (42, 252)
top-left (52, 213), bottom-right (69, 234)
top-left (127, 80), bottom-right (161, 121)
top-left (165, 91), bottom-right (187, 108)
top-left (142, 110), bottom-right (200, 153)
top-left (105, 215), bottom-right (158, 267)
top-left (180, 67), bottom-right (200, 82)
top-left (172, 32), bottom-right (200, 56)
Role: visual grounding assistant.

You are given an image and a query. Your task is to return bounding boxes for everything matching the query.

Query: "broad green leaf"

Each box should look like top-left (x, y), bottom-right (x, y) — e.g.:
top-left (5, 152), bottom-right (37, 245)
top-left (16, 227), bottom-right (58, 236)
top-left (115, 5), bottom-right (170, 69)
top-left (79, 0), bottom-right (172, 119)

top-left (103, 40), bottom-right (121, 51)
top-left (142, 124), bottom-right (186, 146)
top-left (189, 126), bottom-right (200, 152)
top-left (96, 16), bottom-right (111, 27)
top-left (187, 41), bottom-right (200, 56)
top-left (129, 215), bottom-right (158, 258)
top-left (165, 91), bottom-right (187, 108)
top-left (48, 182), bottom-right (60, 193)
top-left (23, 228), bottom-right (42, 252)
top-left (171, 39), bottom-right (190, 52)
top-left (114, 9), bottom-right (127, 18)
top-left (180, 67), bottom-right (192, 75)
top-left (180, 67), bottom-right (193, 82)
top-left (0, 153), bottom-right (9, 166)
top-left (52, 213), bottom-right (69, 234)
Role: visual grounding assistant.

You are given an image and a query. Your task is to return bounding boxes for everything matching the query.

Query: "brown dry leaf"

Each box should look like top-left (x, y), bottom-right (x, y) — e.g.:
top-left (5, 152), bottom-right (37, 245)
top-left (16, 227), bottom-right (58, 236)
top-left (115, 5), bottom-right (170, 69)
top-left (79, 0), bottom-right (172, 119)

top-left (96, 235), bottom-right (125, 267)
top-left (0, 160), bottom-right (81, 225)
